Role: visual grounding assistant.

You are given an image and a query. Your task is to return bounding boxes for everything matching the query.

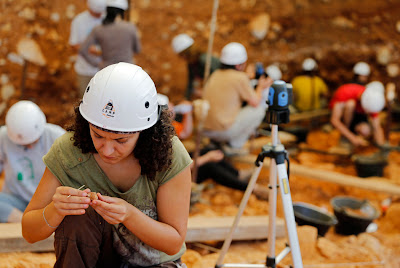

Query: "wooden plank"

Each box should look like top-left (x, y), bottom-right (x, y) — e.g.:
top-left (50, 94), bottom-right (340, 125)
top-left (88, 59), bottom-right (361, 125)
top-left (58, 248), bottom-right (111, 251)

top-left (0, 223), bottom-right (54, 253)
top-left (244, 132), bottom-right (297, 151)
top-left (232, 154), bottom-right (400, 196)
top-left (289, 109), bottom-right (331, 122)
top-left (298, 144), bottom-right (352, 156)
top-left (0, 216), bottom-right (285, 253)
top-left (186, 215), bottom-right (285, 242)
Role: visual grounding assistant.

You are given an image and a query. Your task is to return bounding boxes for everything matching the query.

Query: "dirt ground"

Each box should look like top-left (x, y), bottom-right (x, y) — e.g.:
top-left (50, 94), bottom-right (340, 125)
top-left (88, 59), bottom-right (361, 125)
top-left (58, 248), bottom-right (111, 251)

top-left (1, 0), bottom-right (400, 267)
top-left (1, 130), bottom-right (400, 267)
top-left (1, 0), bottom-right (400, 125)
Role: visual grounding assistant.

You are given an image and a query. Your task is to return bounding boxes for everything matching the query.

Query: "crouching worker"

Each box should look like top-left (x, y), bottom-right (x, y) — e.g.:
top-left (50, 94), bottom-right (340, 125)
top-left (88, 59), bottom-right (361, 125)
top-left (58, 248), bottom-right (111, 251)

top-left (22, 63), bottom-right (192, 268)
top-left (0, 101), bottom-right (65, 223)
top-left (330, 81), bottom-right (386, 147)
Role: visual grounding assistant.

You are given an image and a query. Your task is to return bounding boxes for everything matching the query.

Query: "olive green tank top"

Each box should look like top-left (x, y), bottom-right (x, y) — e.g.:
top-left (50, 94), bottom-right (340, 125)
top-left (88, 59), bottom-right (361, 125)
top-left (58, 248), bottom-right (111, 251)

top-left (43, 132), bottom-right (192, 266)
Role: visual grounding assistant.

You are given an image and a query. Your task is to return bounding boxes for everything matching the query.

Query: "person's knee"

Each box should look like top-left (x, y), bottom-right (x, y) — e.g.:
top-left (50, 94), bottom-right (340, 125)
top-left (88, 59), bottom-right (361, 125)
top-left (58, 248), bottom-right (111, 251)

top-left (355, 122), bottom-right (371, 137)
top-left (55, 206), bottom-right (108, 245)
top-left (7, 208), bottom-right (23, 223)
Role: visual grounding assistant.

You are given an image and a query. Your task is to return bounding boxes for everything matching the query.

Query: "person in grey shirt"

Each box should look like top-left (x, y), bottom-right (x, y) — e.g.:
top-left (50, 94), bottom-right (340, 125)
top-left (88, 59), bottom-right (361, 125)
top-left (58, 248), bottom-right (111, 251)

top-left (79, 0), bottom-right (141, 70)
top-left (0, 101), bottom-right (65, 223)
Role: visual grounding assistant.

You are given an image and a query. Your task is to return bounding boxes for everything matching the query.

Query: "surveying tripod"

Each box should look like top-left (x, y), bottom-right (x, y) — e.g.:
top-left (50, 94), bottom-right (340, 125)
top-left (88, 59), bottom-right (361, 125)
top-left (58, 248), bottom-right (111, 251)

top-left (215, 81), bottom-right (303, 268)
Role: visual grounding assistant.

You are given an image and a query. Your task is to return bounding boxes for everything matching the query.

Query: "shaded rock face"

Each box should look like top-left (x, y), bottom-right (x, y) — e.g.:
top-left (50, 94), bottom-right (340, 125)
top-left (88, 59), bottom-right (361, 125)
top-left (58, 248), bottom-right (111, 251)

top-left (0, 0), bottom-right (400, 125)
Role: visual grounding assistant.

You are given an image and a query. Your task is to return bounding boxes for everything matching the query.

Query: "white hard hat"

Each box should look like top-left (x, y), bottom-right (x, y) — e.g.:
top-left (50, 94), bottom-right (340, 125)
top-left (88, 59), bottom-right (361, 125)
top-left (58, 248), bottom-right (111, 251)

top-left (365, 81), bottom-right (385, 94)
top-left (302, 58), bottom-right (317, 71)
top-left (106, 0), bottom-right (128, 10)
top-left (6, 101), bottom-right (46, 145)
top-left (172, 34), bottom-right (194, 54)
top-left (361, 88), bottom-right (385, 114)
top-left (87, 0), bottom-right (107, 13)
top-left (157, 93), bottom-right (169, 106)
top-left (353, 62), bottom-right (370, 76)
top-left (80, 62), bottom-right (159, 132)
top-left (220, 42), bottom-right (248, 65)
top-left (265, 64), bottom-right (282, 80)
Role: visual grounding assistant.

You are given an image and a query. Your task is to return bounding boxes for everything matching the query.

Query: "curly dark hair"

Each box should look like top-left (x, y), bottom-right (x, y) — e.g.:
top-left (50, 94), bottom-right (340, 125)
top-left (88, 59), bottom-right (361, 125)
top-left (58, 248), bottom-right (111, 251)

top-left (66, 105), bottom-right (176, 181)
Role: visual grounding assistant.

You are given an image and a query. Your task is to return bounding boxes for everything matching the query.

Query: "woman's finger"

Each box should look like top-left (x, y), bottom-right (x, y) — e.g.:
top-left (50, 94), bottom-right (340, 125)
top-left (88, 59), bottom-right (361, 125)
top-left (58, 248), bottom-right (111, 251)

top-left (65, 187), bottom-right (89, 199)
top-left (55, 201), bottom-right (90, 211)
top-left (91, 201), bottom-right (122, 217)
top-left (92, 206), bottom-right (118, 224)
top-left (97, 193), bottom-right (115, 203)
top-left (62, 195), bottom-right (91, 204)
top-left (57, 208), bottom-right (87, 216)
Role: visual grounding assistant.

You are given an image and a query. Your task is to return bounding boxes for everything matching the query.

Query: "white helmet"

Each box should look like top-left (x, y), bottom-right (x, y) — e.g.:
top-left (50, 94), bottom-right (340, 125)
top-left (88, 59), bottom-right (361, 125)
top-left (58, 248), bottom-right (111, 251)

top-left (220, 42), bottom-right (248, 65)
top-left (365, 81), bottom-right (385, 94)
top-left (172, 34), bottom-right (194, 54)
top-left (80, 62), bottom-right (159, 132)
top-left (302, 58), bottom-right (317, 71)
top-left (87, 0), bottom-right (107, 13)
top-left (157, 93), bottom-right (169, 106)
top-left (361, 88), bottom-right (385, 114)
top-left (353, 62), bottom-right (370, 76)
top-left (265, 64), bottom-right (282, 80)
top-left (6, 101), bottom-right (46, 145)
top-left (106, 0), bottom-right (128, 10)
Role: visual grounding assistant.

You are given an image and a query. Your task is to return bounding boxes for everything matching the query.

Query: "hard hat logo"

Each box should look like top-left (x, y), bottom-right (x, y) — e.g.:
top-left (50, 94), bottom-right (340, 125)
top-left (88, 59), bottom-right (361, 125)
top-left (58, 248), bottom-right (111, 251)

top-left (102, 100), bottom-right (115, 118)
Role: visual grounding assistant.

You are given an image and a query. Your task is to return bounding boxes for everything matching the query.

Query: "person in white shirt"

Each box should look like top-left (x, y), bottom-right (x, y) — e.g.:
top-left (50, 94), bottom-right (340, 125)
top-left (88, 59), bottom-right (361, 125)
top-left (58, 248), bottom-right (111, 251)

top-left (69, 0), bottom-right (107, 96)
top-left (0, 101), bottom-right (65, 222)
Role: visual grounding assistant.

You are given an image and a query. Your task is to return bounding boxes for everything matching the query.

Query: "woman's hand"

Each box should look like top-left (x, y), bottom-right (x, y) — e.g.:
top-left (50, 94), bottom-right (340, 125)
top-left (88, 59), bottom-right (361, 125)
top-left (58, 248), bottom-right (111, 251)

top-left (51, 186), bottom-right (91, 216)
top-left (90, 193), bottom-right (130, 225)
top-left (352, 135), bottom-right (369, 147)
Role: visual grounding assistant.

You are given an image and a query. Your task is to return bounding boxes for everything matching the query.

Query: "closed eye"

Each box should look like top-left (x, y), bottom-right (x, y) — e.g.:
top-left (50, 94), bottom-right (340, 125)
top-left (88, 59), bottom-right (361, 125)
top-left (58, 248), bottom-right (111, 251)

top-left (116, 139), bottom-right (128, 144)
top-left (93, 133), bottom-right (102, 139)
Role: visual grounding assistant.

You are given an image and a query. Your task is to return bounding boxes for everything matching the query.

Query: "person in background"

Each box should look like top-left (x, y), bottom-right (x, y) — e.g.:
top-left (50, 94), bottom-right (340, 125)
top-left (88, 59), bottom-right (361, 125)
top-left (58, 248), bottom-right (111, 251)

top-left (69, 0), bottom-right (107, 96)
top-left (352, 61), bottom-right (371, 85)
top-left (79, 0), bottom-right (141, 69)
top-left (158, 94), bottom-right (269, 200)
top-left (265, 64), bottom-right (283, 81)
top-left (330, 81), bottom-right (386, 147)
top-left (171, 34), bottom-right (221, 100)
top-left (0, 101), bottom-right (65, 223)
top-left (202, 42), bottom-right (272, 155)
top-left (22, 63), bottom-right (192, 268)
top-left (291, 58), bottom-right (329, 112)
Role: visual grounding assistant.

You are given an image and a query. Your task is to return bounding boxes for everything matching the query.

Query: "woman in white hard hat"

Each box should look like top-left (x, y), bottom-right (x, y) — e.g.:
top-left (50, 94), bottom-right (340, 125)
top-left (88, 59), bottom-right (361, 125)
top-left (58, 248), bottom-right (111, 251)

top-left (171, 33), bottom-right (221, 100)
top-left (329, 81), bottom-right (386, 147)
top-left (69, 0), bottom-right (107, 96)
top-left (22, 63), bottom-right (192, 267)
top-left (0, 101), bottom-right (65, 223)
top-left (291, 57), bottom-right (329, 112)
top-left (79, 0), bottom-right (141, 69)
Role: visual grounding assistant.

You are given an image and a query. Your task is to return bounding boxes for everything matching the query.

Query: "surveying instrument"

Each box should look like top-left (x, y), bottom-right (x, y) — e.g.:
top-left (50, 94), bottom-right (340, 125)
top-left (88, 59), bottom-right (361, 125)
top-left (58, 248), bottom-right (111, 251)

top-left (215, 80), bottom-right (303, 268)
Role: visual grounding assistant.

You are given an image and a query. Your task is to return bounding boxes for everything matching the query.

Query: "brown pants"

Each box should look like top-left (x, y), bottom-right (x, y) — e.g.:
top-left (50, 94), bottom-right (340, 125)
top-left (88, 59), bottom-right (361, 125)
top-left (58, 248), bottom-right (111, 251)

top-left (54, 207), bottom-right (185, 268)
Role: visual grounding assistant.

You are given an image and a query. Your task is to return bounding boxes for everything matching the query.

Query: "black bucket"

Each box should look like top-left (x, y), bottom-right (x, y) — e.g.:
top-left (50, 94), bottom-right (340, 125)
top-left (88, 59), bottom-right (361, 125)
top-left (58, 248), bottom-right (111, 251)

top-left (293, 202), bottom-right (338, 236)
top-left (352, 154), bottom-right (388, 177)
top-left (331, 196), bottom-right (380, 235)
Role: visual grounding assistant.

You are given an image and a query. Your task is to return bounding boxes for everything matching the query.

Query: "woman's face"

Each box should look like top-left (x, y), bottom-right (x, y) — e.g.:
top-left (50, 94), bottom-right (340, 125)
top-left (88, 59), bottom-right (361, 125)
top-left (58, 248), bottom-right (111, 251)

top-left (89, 124), bottom-right (140, 164)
